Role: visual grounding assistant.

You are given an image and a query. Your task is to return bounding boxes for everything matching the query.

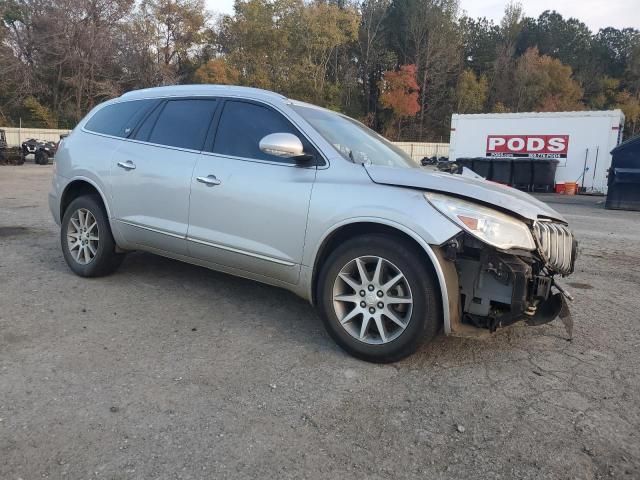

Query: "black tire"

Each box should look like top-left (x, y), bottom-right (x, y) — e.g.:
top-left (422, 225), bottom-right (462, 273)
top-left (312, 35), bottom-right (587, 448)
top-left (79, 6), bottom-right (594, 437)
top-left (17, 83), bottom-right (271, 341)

top-left (35, 150), bottom-right (46, 165)
top-left (60, 195), bottom-right (124, 277)
top-left (317, 234), bottom-right (441, 363)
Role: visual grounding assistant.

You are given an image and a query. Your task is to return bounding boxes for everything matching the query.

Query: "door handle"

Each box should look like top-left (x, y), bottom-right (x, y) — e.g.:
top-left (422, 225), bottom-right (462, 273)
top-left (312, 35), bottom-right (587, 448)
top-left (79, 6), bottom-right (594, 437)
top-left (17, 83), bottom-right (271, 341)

top-left (196, 175), bottom-right (221, 186)
top-left (117, 160), bottom-right (136, 170)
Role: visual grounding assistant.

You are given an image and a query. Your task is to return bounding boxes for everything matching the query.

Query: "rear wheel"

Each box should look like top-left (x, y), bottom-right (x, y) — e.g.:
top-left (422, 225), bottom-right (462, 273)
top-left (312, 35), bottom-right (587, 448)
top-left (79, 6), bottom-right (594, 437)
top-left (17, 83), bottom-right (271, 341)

top-left (61, 195), bottom-right (124, 277)
top-left (317, 234), bottom-right (441, 363)
top-left (35, 150), bottom-right (47, 165)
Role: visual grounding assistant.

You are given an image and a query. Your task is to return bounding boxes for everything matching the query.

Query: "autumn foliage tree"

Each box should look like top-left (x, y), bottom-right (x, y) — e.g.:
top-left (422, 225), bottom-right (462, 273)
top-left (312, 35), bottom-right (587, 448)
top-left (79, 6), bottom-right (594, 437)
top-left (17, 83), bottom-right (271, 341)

top-left (194, 58), bottom-right (240, 85)
top-left (379, 64), bottom-right (420, 139)
top-left (514, 47), bottom-right (584, 112)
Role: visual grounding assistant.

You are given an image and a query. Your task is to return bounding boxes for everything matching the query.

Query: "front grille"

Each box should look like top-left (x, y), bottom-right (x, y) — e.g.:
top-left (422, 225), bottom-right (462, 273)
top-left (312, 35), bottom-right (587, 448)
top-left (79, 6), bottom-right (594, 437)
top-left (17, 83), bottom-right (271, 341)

top-left (532, 221), bottom-right (576, 275)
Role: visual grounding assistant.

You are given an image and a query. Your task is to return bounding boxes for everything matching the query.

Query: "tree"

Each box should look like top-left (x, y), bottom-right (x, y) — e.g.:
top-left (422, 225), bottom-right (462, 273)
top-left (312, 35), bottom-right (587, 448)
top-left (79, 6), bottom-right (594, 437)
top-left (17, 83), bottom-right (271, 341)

top-left (456, 69), bottom-right (488, 113)
top-left (489, 1), bottom-right (524, 110)
top-left (593, 27), bottom-right (640, 79)
top-left (589, 76), bottom-right (621, 109)
top-left (355, 0), bottom-right (393, 119)
top-left (194, 58), bottom-right (239, 84)
top-left (2, 0), bottom-right (133, 123)
top-left (384, 0), bottom-right (461, 139)
top-left (219, 0), bottom-right (295, 91)
top-left (23, 96), bottom-right (57, 128)
top-left (136, 0), bottom-right (209, 84)
top-left (379, 64), bottom-right (420, 138)
top-left (459, 16), bottom-right (500, 75)
top-left (513, 47), bottom-right (583, 112)
top-left (219, 0), bottom-right (357, 106)
top-left (288, 0), bottom-right (358, 106)
top-left (616, 91), bottom-right (640, 136)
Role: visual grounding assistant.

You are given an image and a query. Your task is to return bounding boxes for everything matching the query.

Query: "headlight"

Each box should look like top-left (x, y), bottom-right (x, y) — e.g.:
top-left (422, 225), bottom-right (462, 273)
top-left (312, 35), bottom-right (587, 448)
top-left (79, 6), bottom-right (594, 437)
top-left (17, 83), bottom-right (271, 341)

top-left (425, 192), bottom-right (535, 251)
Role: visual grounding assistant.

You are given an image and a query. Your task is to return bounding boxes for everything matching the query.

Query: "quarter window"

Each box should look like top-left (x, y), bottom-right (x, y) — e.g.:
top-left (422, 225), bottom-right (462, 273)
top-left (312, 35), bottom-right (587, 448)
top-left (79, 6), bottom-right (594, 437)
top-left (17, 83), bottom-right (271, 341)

top-left (85, 100), bottom-right (156, 138)
top-left (147, 99), bottom-right (218, 150)
top-left (213, 101), bottom-right (307, 162)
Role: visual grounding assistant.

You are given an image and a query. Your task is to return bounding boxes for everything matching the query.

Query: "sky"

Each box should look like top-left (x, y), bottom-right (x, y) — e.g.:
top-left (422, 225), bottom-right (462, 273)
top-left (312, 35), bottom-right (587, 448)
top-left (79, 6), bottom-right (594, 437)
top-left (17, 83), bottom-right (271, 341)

top-left (205, 0), bottom-right (639, 32)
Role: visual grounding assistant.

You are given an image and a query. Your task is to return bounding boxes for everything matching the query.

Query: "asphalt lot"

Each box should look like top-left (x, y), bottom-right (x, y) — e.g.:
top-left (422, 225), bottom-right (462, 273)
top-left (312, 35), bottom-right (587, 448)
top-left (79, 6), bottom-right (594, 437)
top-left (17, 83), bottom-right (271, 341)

top-left (1, 164), bottom-right (640, 479)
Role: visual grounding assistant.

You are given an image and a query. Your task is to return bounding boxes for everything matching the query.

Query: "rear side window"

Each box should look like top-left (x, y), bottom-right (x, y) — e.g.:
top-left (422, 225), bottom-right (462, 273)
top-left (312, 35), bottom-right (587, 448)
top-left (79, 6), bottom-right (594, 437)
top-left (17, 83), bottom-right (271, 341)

top-left (213, 101), bottom-right (304, 162)
top-left (147, 99), bottom-right (217, 150)
top-left (85, 100), bottom-right (155, 138)
top-left (132, 102), bottom-right (163, 141)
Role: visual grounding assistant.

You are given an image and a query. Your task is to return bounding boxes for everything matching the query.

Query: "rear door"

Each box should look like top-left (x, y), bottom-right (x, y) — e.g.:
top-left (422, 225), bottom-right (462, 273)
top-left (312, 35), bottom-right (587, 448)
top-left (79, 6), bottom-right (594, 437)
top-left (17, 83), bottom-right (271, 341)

top-left (109, 98), bottom-right (218, 255)
top-left (187, 99), bottom-right (318, 284)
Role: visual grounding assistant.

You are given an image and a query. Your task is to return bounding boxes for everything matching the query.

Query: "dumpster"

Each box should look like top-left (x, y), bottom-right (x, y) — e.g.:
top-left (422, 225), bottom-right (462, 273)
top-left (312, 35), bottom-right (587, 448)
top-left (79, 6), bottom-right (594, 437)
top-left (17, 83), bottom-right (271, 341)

top-left (532, 159), bottom-right (559, 192)
top-left (489, 158), bottom-right (512, 184)
top-left (472, 157), bottom-right (492, 178)
top-left (606, 135), bottom-right (640, 211)
top-left (455, 157), bottom-right (474, 172)
top-left (511, 159), bottom-right (533, 191)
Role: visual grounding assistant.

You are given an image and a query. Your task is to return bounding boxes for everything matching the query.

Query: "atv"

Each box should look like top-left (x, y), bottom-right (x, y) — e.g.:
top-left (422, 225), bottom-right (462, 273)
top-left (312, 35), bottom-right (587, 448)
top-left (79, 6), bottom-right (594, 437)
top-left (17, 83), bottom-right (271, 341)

top-left (22, 138), bottom-right (56, 164)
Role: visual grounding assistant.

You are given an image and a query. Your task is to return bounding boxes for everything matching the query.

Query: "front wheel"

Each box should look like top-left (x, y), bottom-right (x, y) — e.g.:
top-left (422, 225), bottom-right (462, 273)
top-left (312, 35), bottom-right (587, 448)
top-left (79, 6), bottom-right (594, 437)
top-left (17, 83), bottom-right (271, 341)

top-left (317, 234), bottom-right (441, 363)
top-left (61, 195), bottom-right (124, 277)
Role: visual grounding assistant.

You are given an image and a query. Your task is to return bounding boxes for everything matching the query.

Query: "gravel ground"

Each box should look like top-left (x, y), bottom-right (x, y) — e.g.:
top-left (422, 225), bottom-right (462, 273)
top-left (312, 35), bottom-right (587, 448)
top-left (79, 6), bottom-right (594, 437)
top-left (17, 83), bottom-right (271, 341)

top-left (1, 165), bottom-right (639, 480)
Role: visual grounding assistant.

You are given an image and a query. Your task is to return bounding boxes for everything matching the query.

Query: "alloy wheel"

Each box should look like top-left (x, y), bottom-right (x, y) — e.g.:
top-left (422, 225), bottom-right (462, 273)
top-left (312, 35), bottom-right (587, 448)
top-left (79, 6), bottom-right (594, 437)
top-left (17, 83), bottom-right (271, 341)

top-left (66, 208), bottom-right (99, 265)
top-left (332, 255), bottom-right (413, 345)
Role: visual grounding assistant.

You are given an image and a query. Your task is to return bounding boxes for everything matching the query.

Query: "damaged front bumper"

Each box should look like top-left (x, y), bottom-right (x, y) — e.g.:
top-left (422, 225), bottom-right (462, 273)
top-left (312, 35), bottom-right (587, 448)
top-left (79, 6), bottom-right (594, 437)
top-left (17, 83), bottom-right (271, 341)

top-left (434, 221), bottom-right (577, 338)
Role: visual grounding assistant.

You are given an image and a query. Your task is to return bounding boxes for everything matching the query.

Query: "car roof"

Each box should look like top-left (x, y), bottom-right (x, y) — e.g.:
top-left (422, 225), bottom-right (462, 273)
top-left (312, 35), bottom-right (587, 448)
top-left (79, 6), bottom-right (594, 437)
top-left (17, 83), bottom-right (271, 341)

top-left (119, 84), bottom-right (289, 104)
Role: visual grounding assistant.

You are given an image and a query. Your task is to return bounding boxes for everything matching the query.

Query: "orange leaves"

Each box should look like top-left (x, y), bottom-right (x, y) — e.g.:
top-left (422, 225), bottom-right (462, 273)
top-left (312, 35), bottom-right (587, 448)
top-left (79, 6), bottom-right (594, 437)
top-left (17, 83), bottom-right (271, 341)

top-left (379, 64), bottom-right (421, 118)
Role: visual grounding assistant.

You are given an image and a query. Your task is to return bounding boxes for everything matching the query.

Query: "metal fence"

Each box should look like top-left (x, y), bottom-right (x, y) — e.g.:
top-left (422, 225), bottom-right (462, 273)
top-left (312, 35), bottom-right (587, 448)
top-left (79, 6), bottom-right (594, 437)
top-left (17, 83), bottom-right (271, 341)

top-left (0, 127), bottom-right (72, 147)
top-left (393, 142), bottom-right (450, 164)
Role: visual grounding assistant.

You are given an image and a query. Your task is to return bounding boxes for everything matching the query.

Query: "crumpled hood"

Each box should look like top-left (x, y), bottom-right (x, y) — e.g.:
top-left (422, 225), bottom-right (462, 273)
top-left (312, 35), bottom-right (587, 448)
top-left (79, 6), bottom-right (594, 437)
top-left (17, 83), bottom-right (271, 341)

top-left (364, 165), bottom-right (566, 223)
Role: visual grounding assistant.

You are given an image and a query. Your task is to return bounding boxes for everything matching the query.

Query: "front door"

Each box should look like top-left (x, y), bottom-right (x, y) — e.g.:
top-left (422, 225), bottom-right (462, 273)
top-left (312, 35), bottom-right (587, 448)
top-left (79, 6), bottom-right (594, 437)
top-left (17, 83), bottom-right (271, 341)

top-left (110, 98), bottom-right (219, 254)
top-left (187, 100), bottom-right (318, 284)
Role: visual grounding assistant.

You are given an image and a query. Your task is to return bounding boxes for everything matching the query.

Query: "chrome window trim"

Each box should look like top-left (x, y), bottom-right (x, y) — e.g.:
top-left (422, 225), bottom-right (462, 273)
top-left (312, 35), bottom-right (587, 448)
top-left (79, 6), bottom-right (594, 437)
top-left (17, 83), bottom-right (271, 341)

top-left (81, 129), bottom-right (205, 155)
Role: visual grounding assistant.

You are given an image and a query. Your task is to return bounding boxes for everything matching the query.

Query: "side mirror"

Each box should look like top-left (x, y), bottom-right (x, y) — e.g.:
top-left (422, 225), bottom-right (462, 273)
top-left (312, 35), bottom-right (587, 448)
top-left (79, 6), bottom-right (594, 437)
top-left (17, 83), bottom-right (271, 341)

top-left (259, 133), bottom-right (312, 163)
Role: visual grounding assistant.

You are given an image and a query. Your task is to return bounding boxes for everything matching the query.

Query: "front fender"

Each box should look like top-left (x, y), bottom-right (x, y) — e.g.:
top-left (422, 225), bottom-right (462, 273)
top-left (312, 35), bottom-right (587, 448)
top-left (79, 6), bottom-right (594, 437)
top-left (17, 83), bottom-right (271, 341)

top-left (308, 217), bottom-right (457, 334)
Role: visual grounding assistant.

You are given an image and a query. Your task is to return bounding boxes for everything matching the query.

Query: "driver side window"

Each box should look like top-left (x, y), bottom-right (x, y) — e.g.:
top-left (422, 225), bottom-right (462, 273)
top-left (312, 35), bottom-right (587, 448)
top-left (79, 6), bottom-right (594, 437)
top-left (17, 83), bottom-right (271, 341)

top-left (213, 101), bottom-right (312, 163)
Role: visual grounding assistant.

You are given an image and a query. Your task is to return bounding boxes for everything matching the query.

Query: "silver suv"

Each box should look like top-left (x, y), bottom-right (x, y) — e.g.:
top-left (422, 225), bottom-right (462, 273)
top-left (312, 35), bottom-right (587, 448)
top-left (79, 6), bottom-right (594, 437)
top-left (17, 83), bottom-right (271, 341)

top-left (50, 85), bottom-right (577, 362)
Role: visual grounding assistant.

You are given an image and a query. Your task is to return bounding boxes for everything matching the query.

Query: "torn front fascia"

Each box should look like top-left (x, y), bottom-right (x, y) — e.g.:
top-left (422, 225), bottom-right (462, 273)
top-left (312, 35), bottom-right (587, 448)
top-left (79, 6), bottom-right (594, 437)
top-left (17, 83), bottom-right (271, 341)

top-left (449, 233), bottom-right (562, 332)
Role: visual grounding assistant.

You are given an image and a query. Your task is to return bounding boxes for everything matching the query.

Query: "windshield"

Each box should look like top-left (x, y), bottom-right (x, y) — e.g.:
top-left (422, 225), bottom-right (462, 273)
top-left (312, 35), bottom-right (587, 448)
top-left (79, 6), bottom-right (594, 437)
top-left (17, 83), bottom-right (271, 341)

top-left (292, 104), bottom-right (415, 169)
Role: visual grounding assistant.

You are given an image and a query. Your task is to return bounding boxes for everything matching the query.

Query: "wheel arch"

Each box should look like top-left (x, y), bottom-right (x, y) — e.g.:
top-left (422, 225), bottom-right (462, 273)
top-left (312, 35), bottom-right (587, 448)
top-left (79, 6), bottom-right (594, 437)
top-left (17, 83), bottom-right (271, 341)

top-left (310, 219), bottom-right (452, 333)
top-left (60, 177), bottom-right (111, 221)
